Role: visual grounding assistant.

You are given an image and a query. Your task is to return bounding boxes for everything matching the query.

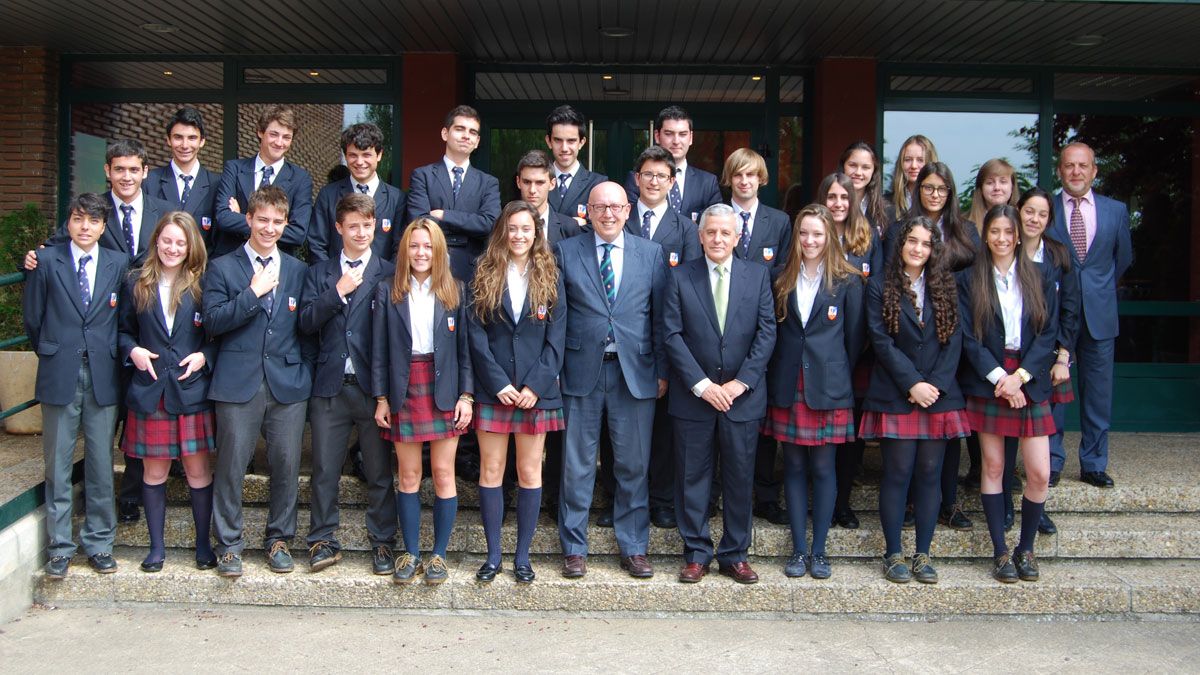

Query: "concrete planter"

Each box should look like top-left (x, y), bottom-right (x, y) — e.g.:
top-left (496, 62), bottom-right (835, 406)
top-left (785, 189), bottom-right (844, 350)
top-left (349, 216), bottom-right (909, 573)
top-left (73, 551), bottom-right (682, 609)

top-left (0, 351), bottom-right (41, 434)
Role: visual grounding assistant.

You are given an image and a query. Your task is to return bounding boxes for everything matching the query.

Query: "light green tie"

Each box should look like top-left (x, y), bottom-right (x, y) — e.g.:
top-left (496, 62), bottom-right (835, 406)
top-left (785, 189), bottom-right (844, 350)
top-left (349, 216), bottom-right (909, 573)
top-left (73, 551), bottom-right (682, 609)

top-left (714, 265), bottom-right (728, 334)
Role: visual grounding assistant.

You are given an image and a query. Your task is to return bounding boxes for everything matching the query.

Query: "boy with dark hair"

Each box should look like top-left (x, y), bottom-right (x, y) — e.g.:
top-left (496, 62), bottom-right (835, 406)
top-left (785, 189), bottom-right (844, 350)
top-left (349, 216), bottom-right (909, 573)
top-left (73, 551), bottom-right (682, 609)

top-left (544, 105), bottom-right (607, 225)
top-left (624, 105), bottom-right (723, 223)
top-left (145, 107), bottom-right (220, 250)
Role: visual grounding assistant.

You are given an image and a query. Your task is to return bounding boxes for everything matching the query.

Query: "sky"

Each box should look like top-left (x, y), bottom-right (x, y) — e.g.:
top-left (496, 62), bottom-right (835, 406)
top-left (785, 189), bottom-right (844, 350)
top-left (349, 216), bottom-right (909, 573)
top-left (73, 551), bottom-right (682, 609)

top-left (881, 110), bottom-right (1039, 193)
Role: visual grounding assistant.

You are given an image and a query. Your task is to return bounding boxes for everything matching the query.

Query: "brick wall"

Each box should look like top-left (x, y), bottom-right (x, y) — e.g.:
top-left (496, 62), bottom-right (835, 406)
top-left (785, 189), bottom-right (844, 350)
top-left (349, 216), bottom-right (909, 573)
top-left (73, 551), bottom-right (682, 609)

top-left (237, 103), bottom-right (345, 190)
top-left (71, 102), bottom-right (225, 172)
top-left (0, 47), bottom-right (59, 223)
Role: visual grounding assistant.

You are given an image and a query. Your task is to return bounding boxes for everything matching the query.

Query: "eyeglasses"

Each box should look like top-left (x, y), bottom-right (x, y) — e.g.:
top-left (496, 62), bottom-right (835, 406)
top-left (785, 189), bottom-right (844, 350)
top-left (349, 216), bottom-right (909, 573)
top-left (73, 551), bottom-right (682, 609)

top-left (920, 184), bottom-right (950, 197)
top-left (638, 171), bottom-right (672, 183)
top-left (587, 203), bottom-right (630, 215)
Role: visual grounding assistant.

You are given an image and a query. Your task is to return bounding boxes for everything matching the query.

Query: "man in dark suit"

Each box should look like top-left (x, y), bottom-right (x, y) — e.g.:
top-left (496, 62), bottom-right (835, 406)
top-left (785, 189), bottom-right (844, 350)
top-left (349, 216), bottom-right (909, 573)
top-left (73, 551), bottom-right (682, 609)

top-left (722, 147), bottom-right (794, 526)
top-left (24, 193), bottom-right (128, 579)
top-left (308, 122), bottom-right (407, 263)
top-left (1048, 142), bottom-right (1133, 488)
top-left (145, 107), bottom-right (219, 251)
top-left (545, 105), bottom-right (606, 225)
top-left (664, 204), bottom-right (776, 584)
top-left (406, 105), bottom-right (501, 281)
top-left (203, 186), bottom-right (316, 577)
top-left (299, 193), bottom-right (397, 575)
top-left (212, 105), bottom-right (313, 257)
top-left (624, 105), bottom-right (723, 223)
top-left (556, 181), bottom-right (669, 579)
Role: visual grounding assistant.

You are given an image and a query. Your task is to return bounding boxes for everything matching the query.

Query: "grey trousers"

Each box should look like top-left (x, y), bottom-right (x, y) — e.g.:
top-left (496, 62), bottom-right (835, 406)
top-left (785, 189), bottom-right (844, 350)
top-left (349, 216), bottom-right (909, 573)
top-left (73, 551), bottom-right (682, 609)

top-left (41, 363), bottom-right (118, 558)
top-left (307, 382), bottom-right (396, 549)
top-left (213, 380), bottom-right (306, 555)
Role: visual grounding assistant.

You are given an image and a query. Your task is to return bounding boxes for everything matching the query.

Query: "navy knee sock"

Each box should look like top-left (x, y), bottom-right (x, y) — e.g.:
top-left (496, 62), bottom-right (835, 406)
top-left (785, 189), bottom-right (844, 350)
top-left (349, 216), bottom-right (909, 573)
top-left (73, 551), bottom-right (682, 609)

top-left (188, 483), bottom-right (214, 562)
top-left (808, 445), bottom-right (837, 556)
top-left (141, 482), bottom-right (167, 564)
top-left (782, 444), bottom-right (809, 555)
top-left (397, 491), bottom-right (421, 557)
top-left (478, 486), bottom-right (503, 566)
top-left (1015, 497), bottom-right (1044, 553)
top-left (432, 496), bottom-right (458, 559)
top-left (980, 492), bottom-right (1008, 557)
top-left (515, 486), bottom-right (542, 567)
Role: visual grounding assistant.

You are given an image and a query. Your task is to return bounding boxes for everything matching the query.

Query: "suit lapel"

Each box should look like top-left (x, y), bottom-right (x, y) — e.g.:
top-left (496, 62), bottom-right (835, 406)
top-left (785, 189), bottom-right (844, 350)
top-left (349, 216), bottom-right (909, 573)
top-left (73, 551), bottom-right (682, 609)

top-left (87, 252), bottom-right (120, 320)
top-left (106, 199), bottom-right (132, 256)
top-left (158, 170), bottom-right (181, 208)
top-left (458, 167), bottom-right (480, 206)
top-left (690, 260), bottom-right (721, 336)
top-left (138, 196), bottom-right (161, 253)
top-left (433, 295), bottom-right (448, 340)
top-left (561, 168), bottom-right (588, 214)
top-left (238, 159), bottom-right (256, 204)
top-left (54, 247), bottom-right (87, 318)
top-left (580, 238), bottom-right (607, 302)
top-left (804, 285), bottom-right (827, 330)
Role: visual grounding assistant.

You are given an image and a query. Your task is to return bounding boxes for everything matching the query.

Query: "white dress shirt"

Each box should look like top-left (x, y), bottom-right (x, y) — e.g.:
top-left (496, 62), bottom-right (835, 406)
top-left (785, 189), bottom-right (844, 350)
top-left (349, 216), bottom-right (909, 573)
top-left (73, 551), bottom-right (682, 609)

top-left (507, 260), bottom-right (529, 320)
top-left (253, 155), bottom-right (285, 186)
top-left (408, 275), bottom-right (436, 354)
top-left (986, 262), bottom-right (1024, 385)
top-left (636, 201), bottom-right (668, 240)
top-left (443, 155), bottom-right (470, 184)
top-left (795, 262), bottom-right (823, 328)
top-left (340, 249), bottom-right (372, 374)
top-left (907, 269), bottom-right (926, 322)
top-left (594, 231), bottom-right (625, 298)
top-left (69, 241), bottom-right (99, 301)
top-left (111, 191), bottom-right (146, 253)
top-left (673, 159), bottom-right (688, 199)
top-left (350, 173), bottom-right (380, 196)
top-left (171, 159), bottom-right (199, 203)
top-left (158, 278), bottom-right (175, 335)
top-left (555, 161), bottom-right (580, 192)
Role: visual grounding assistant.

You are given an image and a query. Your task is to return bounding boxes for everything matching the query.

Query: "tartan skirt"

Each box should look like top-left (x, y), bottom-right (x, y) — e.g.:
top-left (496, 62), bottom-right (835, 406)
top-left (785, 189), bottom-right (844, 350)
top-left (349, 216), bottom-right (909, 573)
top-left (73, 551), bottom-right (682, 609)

top-left (965, 352), bottom-right (1056, 438)
top-left (762, 369), bottom-right (855, 446)
top-left (121, 397), bottom-right (215, 459)
top-left (1051, 378), bottom-right (1075, 404)
top-left (381, 356), bottom-right (466, 444)
top-left (859, 408), bottom-right (971, 441)
top-left (475, 403), bottom-right (565, 435)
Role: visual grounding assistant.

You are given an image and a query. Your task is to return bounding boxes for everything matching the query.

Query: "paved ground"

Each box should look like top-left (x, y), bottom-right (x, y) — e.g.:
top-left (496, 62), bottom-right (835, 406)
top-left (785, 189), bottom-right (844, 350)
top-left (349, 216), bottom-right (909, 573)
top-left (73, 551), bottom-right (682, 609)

top-left (1, 605), bottom-right (1197, 672)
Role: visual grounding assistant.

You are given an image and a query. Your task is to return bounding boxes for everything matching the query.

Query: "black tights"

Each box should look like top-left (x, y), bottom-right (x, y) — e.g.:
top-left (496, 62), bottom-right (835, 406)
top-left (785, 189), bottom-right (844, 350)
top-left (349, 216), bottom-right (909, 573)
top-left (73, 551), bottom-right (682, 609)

top-left (782, 443), bottom-right (836, 556)
top-left (881, 439), bottom-right (945, 556)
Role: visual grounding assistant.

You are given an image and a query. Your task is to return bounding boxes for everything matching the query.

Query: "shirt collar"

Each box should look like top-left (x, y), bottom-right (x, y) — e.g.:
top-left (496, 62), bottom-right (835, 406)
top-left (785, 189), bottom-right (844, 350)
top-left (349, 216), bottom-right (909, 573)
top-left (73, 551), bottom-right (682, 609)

top-left (731, 198), bottom-right (759, 218)
top-left (1063, 189), bottom-right (1094, 206)
top-left (595, 231), bottom-right (625, 249)
top-left (675, 159), bottom-right (688, 175)
top-left (410, 275), bottom-right (433, 292)
top-left (443, 155), bottom-right (470, 174)
top-left (111, 190), bottom-right (143, 210)
top-left (350, 173), bottom-right (380, 193)
top-left (554, 161), bottom-right (580, 178)
top-left (70, 240), bottom-right (98, 263)
top-left (538, 204), bottom-right (552, 222)
top-left (706, 256), bottom-right (731, 275)
top-left (637, 200), bottom-right (668, 221)
top-left (341, 248), bottom-right (371, 269)
top-left (800, 260), bottom-right (824, 282)
top-left (993, 261), bottom-right (1017, 289)
top-left (254, 154), bottom-right (286, 177)
top-left (1032, 239), bottom-right (1045, 263)
top-left (244, 241), bottom-right (279, 263)
top-left (171, 159), bottom-right (198, 180)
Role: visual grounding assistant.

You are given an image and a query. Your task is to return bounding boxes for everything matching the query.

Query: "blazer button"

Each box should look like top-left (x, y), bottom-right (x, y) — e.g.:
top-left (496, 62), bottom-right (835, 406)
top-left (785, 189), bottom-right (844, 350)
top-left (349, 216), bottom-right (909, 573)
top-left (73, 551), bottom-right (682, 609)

top-left (346, 330), bottom-right (352, 337)
top-left (267, 329), bottom-right (273, 335)
top-left (340, 353), bottom-right (348, 359)
top-left (435, 370), bottom-right (441, 376)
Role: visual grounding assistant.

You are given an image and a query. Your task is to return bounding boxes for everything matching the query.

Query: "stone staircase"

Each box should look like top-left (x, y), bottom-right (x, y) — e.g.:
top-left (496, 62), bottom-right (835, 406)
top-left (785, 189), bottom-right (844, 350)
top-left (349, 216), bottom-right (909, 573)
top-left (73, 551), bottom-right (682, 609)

top-left (35, 432), bottom-right (1200, 618)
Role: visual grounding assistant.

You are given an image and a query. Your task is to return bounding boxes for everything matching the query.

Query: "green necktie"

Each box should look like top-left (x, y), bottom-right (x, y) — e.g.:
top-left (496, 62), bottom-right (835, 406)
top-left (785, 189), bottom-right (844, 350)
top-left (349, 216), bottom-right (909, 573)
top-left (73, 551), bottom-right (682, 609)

top-left (714, 265), bottom-right (728, 334)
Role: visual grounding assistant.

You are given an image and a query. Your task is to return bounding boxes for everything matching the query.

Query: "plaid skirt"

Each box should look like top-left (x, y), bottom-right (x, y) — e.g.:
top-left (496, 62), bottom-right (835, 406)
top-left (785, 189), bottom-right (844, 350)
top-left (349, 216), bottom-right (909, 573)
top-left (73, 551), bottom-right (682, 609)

top-left (122, 397), bottom-right (215, 459)
top-left (859, 408), bottom-right (970, 441)
top-left (381, 356), bottom-right (466, 444)
top-left (1051, 378), bottom-right (1075, 404)
top-left (965, 352), bottom-right (1055, 438)
top-left (762, 369), bottom-right (855, 446)
top-left (475, 403), bottom-right (565, 435)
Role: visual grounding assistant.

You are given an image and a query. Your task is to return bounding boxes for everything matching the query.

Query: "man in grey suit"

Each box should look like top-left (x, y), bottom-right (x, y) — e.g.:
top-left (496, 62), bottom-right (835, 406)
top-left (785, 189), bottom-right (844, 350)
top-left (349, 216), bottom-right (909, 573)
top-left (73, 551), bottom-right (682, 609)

top-left (556, 181), bottom-right (669, 579)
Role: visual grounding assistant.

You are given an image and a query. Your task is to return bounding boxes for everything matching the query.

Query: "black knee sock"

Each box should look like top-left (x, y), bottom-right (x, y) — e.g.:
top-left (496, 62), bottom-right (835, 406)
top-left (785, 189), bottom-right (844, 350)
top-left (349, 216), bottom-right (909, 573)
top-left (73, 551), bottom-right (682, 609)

top-left (782, 444), bottom-right (809, 555)
top-left (141, 481), bottom-right (167, 564)
top-left (980, 492), bottom-right (1008, 557)
top-left (1015, 497), bottom-right (1044, 553)
top-left (809, 444), bottom-right (836, 556)
top-left (188, 483), bottom-right (214, 562)
top-left (515, 486), bottom-right (541, 567)
top-left (478, 486), bottom-right (503, 566)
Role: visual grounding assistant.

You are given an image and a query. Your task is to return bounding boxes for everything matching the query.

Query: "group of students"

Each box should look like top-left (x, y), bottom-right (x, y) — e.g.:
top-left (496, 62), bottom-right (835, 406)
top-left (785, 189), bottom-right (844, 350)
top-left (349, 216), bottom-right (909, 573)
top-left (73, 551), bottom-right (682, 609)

top-left (25, 101), bottom-right (1130, 589)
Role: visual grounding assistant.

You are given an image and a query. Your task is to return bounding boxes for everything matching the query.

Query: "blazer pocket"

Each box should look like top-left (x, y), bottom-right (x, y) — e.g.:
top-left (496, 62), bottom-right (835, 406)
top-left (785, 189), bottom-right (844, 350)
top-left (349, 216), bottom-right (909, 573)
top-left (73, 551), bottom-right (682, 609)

top-left (565, 337), bottom-right (581, 351)
top-left (639, 341), bottom-right (653, 355)
top-left (37, 341), bottom-right (59, 356)
top-left (284, 354), bottom-right (301, 365)
top-left (825, 361), bottom-right (852, 399)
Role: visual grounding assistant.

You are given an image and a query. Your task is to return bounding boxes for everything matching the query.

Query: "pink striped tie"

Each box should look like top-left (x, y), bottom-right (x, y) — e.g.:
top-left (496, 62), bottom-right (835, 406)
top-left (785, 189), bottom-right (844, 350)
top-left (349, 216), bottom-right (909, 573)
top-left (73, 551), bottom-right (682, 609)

top-left (1069, 198), bottom-right (1087, 263)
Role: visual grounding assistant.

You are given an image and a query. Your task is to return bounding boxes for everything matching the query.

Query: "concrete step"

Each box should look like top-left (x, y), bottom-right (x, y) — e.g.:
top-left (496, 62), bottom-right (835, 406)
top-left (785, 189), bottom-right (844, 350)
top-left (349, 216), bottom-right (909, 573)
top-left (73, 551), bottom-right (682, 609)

top-left (117, 467), bottom-right (1200, 515)
top-left (109, 507), bottom-right (1200, 560)
top-left (34, 548), bottom-right (1200, 617)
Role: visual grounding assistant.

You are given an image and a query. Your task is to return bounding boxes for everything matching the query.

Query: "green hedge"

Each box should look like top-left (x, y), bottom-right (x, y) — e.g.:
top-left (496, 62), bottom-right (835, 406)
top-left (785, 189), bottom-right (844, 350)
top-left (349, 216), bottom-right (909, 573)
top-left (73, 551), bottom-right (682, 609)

top-left (0, 204), bottom-right (53, 350)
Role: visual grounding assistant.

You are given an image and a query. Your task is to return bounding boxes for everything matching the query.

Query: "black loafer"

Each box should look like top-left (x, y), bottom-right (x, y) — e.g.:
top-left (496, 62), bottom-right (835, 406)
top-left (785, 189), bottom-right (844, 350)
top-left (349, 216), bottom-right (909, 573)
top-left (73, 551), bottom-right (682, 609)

top-left (1048, 471), bottom-right (1061, 488)
top-left (118, 501), bottom-right (140, 524)
top-left (514, 564), bottom-right (535, 583)
top-left (195, 556), bottom-right (218, 570)
top-left (1081, 471), bottom-right (1115, 488)
top-left (216, 552), bottom-right (242, 578)
top-left (476, 562), bottom-right (501, 582)
top-left (140, 558), bottom-right (164, 573)
top-left (308, 541), bottom-right (341, 572)
top-left (88, 552), bottom-right (118, 574)
top-left (1038, 512), bottom-right (1058, 535)
top-left (650, 506), bottom-right (677, 529)
top-left (1014, 550), bottom-right (1040, 581)
top-left (595, 510), bottom-right (615, 528)
top-left (939, 505), bottom-right (973, 531)
top-left (45, 555), bottom-right (71, 579)
top-left (992, 553), bottom-right (1019, 583)
top-left (833, 508), bottom-right (860, 529)
top-left (371, 545), bottom-right (396, 575)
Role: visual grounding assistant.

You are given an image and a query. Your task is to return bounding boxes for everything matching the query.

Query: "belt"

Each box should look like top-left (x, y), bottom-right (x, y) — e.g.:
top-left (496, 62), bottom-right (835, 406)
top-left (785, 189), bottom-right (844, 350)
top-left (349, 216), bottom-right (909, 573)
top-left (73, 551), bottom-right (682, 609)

top-left (602, 352), bottom-right (619, 362)
top-left (411, 353), bottom-right (434, 362)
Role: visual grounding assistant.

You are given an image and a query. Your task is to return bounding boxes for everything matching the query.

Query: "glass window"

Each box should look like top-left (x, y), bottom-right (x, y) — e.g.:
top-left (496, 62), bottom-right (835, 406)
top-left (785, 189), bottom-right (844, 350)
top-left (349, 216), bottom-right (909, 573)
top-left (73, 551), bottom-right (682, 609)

top-left (71, 61), bottom-right (222, 89)
top-left (778, 115), bottom-right (804, 219)
top-left (890, 75), bottom-right (1033, 95)
top-left (1055, 73), bottom-right (1200, 103)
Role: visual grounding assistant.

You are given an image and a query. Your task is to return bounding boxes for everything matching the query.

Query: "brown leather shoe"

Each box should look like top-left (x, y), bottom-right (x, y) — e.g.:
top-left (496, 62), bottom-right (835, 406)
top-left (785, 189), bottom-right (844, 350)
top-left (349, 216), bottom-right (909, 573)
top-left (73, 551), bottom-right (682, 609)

top-left (561, 554), bottom-right (587, 578)
top-left (678, 562), bottom-right (709, 583)
top-left (620, 554), bottom-right (654, 578)
top-left (718, 560), bottom-right (760, 584)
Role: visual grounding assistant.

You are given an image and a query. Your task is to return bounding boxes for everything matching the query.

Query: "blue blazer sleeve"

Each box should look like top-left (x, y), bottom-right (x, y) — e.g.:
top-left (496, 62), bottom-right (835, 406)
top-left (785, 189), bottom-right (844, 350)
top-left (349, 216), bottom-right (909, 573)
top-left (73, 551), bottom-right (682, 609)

top-left (866, 276), bottom-right (923, 393)
top-left (278, 166), bottom-right (313, 251)
top-left (733, 264), bottom-right (778, 391)
top-left (466, 300), bottom-right (513, 399)
top-left (307, 185), bottom-right (337, 262)
top-left (662, 268), bottom-right (706, 389)
top-left (440, 173), bottom-right (501, 239)
top-left (522, 277), bottom-right (567, 399)
top-left (843, 276), bottom-right (866, 371)
top-left (202, 258), bottom-right (263, 339)
top-left (370, 281), bottom-right (391, 399)
top-left (213, 161), bottom-right (249, 241)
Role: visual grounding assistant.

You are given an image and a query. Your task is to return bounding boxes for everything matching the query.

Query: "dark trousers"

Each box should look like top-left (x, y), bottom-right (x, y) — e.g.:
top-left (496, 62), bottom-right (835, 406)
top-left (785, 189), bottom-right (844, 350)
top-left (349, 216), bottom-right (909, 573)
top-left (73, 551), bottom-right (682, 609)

top-left (753, 434), bottom-right (781, 506)
top-left (1055, 330), bottom-right (1114, 473)
top-left (647, 397), bottom-right (675, 509)
top-left (673, 413), bottom-right (757, 564)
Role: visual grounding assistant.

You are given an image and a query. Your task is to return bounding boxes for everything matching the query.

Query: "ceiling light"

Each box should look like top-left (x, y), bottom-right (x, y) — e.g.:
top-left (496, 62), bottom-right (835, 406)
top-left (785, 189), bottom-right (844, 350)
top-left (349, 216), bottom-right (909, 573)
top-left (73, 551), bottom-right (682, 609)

top-left (140, 23), bottom-right (179, 33)
top-left (600, 26), bottom-right (635, 38)
top-left (162, 70), bottom-right (173, 77)
top-left (602, 74), bottom-right (614, 81)
top-left (751, 75), bottom-right (762, 81)
top-left (1070, 34), bottom-right (1103, 47)
top-left (309, 70), bottom-right (320, 77)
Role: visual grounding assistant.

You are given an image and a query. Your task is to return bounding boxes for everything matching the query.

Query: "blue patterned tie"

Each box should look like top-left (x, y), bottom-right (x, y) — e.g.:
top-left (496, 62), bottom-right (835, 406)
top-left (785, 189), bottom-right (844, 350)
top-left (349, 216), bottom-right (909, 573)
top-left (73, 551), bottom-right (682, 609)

top-left (599, 243), bottom-right (616, 344)
top-left (451, 166), bottom-right (464, 200)
top-left (739, 210), bottom-right (752, 255)
top-left (180, 174), bottom-right (193, 206)
top-left (356, 183), bottom-right (369, 194)
top-left (641, 210), bottom-right (653, 239)
top-left (669, 177), bottom-right (683, 212)
top-left (259, 165), bottom-right (274, 190)
top-left (256, 256), bottom-right (274, 315)
top-left (120, 204), bottom-right (136, 253)
top-left (77, 254), bottom-right (92, 311)
top-left (558, 173), bottom-right (571, 200)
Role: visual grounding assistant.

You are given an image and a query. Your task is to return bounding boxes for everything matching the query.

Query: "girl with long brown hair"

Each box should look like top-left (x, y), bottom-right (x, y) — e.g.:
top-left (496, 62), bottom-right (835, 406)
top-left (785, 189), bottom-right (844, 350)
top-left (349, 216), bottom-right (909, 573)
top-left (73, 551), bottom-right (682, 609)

top-left (372, 218), bottom-right (473, 585)
top-left (762, 204), bottom-right (864, 580)
top-left (838, 141), bottom-right (890, 234)
top-left (467, 201), bottom-right (566, 583)
top-left (119, 211), bottom-right (216, 572)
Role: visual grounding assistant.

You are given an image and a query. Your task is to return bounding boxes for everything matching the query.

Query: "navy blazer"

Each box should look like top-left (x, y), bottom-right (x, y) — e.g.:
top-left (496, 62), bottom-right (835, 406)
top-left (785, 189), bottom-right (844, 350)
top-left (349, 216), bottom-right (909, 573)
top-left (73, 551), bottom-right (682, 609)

top-left (212, 157), bottom-right (314, 257)
top-left (117, 276), bottom-right (217, 414)
top-left (45, 192), bottom-right (173, 269)
top-left (406, 162), bottom-right (502, 281)
top-left (548, 167), bottom-right (607, 221)
top-left (370, 280), bottom-right (473, 413)
top-left (1035, 248), bottom-right (1082, 354)
top-left (555, 232), bottom-right (669, 400)
top-left (766, 275), bottom-right (865, 410)
top-left (625, 206), bottom-right (703, 269)
top-left (664, 257), bottom-right (776, 422)
top-left (1047, 192), bottom-right (1132, 341)
top-left (202, 249), bottom-right (315, 405)
top-left (308, 179), bottom-right (408, 263)
top-left (299, 254), bottom-right (395, 399)
top-left (845, 234), bottom-right (883, 282)
top-left (863, 275), bottom-right (964, 414)
top-left (23, 243), bottom-right (128, 407)
top-left (466, 277), bottom-right (567, 409)
top-left (544, 208), bottom-right (588, 250)
top-left (145, 164), bottom-right (219, 251)
top-left (957, 271), bottom-right (1060, 404)
top-left (732, 204), bottom-right (792, 276)
top-left (624, 164), bottom-right (724, 223)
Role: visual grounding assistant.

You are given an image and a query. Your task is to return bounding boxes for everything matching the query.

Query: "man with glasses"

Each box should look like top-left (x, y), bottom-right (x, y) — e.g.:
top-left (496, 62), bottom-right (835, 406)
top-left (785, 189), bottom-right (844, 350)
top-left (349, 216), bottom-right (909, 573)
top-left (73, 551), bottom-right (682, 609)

top-left (556, 182), bottom-right (669, 580)
top-left (624, 105), bottom-right (723, 223)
